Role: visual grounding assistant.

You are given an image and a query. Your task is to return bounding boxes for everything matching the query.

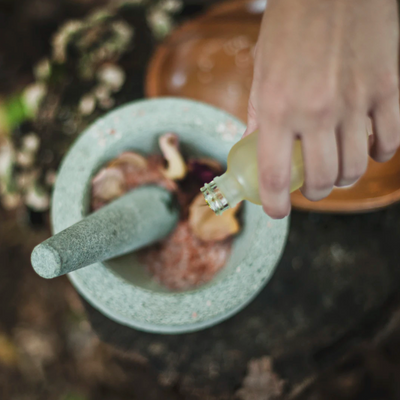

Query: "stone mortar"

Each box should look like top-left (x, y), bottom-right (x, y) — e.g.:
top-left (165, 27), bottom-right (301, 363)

top-left (52, 97), bottom-right (289, 334)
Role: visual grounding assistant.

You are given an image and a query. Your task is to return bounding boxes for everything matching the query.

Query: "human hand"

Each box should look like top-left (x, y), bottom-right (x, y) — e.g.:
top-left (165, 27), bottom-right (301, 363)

top-left (246, 0), bottom-right (400, 218)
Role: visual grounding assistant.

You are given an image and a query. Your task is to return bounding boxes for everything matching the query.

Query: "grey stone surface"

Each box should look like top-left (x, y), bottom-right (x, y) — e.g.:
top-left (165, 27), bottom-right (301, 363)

top-left (50, 98), bottom-right (289, 333)
top-left (83, 204), bottom-right (400, 399)
top-left (31, 186), bottom-right (179, 279)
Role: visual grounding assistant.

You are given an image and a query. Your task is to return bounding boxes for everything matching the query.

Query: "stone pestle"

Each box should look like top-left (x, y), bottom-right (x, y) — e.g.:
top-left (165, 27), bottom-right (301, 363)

top-left (31, 186), bottom-right (179, 279)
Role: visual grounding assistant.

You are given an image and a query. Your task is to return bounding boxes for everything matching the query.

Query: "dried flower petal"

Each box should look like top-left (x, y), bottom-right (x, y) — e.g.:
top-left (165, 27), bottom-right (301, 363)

top-left (189, 193), bottom-right (240, 242)
top-left (158, 133), bottom-right (187, 180)
top-left (92, 167), bottom-right (126, 202)
top-left (108, 151), bottom-right (160, 189)
top-left (190, 157), bottom-right (222, 171)
top-left (187, 158), bottom-right (223, 184)
top-left (91, 152), bottom-right (176, 208)
top-left (108, 151), bottom-right (148, 170)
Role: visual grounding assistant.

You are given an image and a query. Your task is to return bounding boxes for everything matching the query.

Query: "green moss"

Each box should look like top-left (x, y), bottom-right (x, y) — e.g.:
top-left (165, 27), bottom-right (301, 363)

top-left (3, 95), bottom-right (32, 133)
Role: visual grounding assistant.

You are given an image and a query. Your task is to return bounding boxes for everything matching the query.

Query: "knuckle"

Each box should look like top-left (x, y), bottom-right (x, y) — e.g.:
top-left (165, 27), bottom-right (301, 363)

top-left (345, 82), bottom-right (367, 110)
top-left (376, 71), bottom-right (399, 101)
top-left (310, 103), bottom-right (335, 121)
top-left (263, 96), bottom-right (289, 122)
top-left (303, 89), bottom-right (337, 121)
top-left (260, 81), bottom-right (291, 120)
top-left (260, 170), bottom-right (289, 192)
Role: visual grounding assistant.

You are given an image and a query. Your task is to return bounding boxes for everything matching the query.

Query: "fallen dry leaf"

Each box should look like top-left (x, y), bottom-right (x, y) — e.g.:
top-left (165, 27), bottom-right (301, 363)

top-left (0, 333), bottom-right (18, 366)
top-left (236, 357), bottom-right (285, 400)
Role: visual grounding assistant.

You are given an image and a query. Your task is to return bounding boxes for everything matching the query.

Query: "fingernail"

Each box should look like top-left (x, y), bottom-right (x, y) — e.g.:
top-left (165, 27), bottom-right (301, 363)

top-left (261, 193), bottom-right (290, 219)
top-left (335, 180), bottom-right (358, 188)
top-left (300, 187), bottom-right (333, 201)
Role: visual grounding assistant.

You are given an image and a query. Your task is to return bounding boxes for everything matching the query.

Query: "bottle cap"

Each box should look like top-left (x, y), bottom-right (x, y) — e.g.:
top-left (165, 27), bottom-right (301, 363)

top-left (200, 180), bottom-right (230, 215)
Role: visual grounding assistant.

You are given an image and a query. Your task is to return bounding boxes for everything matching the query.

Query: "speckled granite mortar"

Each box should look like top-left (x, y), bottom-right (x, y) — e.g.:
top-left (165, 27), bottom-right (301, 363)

top-left (52, 98), bottom-right (289, 334)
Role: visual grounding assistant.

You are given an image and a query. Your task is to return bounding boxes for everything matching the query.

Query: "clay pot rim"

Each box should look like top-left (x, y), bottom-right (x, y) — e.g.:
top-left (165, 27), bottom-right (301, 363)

top-left (291, 186), bottom-right (400, 213)
top-left (145, 0), bottom-right (262, 99)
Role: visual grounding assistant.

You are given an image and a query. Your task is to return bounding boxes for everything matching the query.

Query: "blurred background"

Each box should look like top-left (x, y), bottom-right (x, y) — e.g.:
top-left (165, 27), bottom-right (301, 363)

top-left (1, 0), bottom-right (400, 399)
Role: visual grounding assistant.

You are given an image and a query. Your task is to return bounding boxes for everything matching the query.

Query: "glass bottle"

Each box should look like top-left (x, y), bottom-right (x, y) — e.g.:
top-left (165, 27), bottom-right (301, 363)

top-left (201, 130), bottom-right (304, 215)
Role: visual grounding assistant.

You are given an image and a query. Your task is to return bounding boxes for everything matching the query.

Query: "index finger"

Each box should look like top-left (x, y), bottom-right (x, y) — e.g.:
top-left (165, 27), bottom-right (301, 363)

top-left (257, 121), bottom-right (294, 219)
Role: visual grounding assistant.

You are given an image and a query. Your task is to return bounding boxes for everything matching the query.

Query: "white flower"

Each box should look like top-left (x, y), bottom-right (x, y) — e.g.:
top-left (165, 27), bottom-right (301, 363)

top-left (23, 83), bottom-right (47, 116)
top-left (97, 64), bottom-right (126, 92)
top-left (22, 133), bottom-right (40, 153)
top-left (79, 94), bottom-right (96, 116)
top-left (25, 184), bottom-right (50, 211)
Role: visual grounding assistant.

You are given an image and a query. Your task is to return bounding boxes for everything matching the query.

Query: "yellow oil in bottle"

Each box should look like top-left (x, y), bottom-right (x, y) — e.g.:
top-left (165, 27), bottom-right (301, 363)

top-left (201, 130), bottom-right (304, 215)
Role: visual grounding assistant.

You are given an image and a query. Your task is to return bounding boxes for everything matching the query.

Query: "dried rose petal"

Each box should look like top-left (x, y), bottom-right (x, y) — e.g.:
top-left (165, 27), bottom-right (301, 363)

top-left (190, 158), bottom-right (223, 174)
top-left (90, 152), bottom-right (177, 211)
top-left (188, 193), bottom-right (241, 242)
top-left (121, 154), bottom-right (177, 192)
top-left (187, 158), bottom-right (223, 184)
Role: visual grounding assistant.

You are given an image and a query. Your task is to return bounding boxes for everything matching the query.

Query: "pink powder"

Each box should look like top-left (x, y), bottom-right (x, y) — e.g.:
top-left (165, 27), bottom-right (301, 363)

top-left (139, 222), bottom-right (232, 291)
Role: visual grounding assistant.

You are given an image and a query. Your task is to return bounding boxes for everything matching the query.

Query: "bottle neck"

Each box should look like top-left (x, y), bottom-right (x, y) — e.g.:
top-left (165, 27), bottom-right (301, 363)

top-left (201, 171), bottom-right (243, 215)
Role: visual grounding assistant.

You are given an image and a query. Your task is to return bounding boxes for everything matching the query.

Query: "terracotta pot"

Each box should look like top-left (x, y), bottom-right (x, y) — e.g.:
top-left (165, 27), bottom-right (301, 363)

top-left (146, 0), bottom-right (400, 213)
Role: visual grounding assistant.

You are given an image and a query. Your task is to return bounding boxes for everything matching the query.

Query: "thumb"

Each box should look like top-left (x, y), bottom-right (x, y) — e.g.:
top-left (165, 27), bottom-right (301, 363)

top-left (243, 41), bottom-right (260, 138)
